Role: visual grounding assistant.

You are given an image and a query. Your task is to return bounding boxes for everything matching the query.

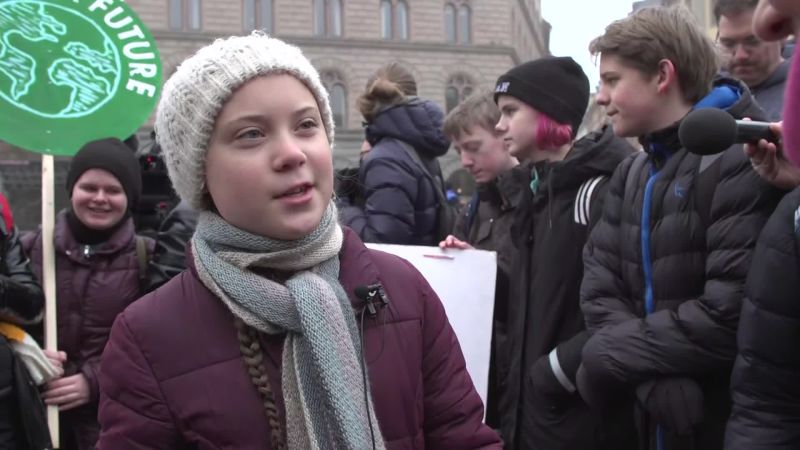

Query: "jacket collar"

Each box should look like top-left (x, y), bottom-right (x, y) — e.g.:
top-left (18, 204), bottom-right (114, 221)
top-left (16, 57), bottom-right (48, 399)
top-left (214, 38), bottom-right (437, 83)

top-left (55, 209), bottom-right (136, 261)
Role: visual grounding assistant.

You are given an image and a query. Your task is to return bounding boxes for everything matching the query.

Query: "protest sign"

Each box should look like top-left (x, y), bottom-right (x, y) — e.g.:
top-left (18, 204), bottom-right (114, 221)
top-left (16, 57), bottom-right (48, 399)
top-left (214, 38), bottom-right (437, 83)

top-left (366, 243), bottom-right (497, 409)
top-left (0, 0), bottom-right (162, 155)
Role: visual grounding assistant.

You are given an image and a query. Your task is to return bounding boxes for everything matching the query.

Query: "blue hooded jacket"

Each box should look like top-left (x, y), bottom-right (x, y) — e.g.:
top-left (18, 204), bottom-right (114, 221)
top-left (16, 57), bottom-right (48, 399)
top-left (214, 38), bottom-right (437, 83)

top-left (339, 98), bottom-right (450, 245)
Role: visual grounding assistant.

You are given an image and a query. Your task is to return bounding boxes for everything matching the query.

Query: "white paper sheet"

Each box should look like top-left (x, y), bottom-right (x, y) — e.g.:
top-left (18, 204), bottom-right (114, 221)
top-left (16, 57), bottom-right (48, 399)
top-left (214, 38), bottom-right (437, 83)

top-left (365, 244), bottom-right (497, 408)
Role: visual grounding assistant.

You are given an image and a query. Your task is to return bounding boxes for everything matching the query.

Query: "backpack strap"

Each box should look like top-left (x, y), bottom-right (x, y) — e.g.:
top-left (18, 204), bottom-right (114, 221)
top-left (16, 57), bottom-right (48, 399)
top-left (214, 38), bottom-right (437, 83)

top-left (574, 176), bottom-right (606, 226)
top-left (695, 153), bottom-right (724, 230)
top-left (396, 140), bottom-right (456, 241)
top-left (397, 140), bottom-right (447, 197)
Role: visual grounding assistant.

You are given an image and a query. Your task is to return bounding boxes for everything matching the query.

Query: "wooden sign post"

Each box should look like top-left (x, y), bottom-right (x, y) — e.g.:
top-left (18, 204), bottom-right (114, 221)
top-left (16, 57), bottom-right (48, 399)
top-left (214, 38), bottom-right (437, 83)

top-left (41, 154), bottom-right (59, 446)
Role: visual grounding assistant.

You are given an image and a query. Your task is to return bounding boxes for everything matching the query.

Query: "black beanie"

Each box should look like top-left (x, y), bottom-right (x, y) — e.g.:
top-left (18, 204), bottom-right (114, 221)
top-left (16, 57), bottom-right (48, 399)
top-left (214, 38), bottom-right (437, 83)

top-left (494, 56), bottom-right (590, 137)
top-left (66, 138), bottom-right (142, 209)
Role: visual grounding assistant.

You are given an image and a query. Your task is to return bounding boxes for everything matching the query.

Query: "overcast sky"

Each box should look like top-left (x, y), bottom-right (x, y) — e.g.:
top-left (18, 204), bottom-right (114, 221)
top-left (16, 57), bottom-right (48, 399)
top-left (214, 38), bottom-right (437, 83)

top-left (541, 0), bottom-right (633, 91)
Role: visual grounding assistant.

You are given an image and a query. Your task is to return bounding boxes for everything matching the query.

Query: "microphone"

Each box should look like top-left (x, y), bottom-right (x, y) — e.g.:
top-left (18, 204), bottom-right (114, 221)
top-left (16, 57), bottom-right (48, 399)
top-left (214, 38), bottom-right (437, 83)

top-left (678, 108), bottom-right (778, 156)
top-left (354, 283), bottom-right (389, 316)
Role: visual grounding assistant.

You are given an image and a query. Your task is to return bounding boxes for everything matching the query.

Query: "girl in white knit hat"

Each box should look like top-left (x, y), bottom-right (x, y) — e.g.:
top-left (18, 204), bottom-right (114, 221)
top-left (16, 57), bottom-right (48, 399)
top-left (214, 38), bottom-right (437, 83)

top-left (95, 32), bottom-right (501, 450)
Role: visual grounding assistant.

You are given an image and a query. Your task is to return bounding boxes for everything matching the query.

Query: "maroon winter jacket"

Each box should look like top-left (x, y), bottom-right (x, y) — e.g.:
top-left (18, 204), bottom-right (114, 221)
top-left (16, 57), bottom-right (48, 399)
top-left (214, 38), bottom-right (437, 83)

top-left (22, 211), bottom-right (153, 449)
top-left (97, 227), bottom-right (501, 449)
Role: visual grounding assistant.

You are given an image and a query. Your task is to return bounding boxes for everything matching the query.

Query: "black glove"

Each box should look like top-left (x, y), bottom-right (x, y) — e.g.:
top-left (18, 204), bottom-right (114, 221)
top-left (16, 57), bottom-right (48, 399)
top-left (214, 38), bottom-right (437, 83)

top-left (575, 364), bottom-right (607, 409)
top-left (529, 354), bottom-right (567, 397)
top-left (636, 378), bottom-right (704, 436)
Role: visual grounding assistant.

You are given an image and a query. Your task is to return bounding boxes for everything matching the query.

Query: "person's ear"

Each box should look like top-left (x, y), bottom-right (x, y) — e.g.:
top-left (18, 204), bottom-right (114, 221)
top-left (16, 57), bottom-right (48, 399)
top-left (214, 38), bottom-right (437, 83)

top-left (655, 59), bottom-right (677, 95)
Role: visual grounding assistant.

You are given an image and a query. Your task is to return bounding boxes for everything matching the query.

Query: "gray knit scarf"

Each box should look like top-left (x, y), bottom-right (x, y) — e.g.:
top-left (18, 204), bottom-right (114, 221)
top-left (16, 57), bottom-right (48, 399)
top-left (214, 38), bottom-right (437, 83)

top-left (191, 204), bottom-right (385, 450)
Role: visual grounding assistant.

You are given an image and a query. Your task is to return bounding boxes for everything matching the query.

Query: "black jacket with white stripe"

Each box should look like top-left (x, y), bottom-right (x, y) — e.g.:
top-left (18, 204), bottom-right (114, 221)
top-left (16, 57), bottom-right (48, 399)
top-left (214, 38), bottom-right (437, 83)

top-left (496, 125), bottom-right (635, 450)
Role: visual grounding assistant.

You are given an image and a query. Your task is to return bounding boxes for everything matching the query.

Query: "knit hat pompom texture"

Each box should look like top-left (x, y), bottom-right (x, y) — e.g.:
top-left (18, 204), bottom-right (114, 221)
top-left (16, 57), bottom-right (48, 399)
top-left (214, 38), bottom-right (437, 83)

top-left (494, 56), bottom-right (590, 138)
top-left (155, 32), bottom-right (334, 210)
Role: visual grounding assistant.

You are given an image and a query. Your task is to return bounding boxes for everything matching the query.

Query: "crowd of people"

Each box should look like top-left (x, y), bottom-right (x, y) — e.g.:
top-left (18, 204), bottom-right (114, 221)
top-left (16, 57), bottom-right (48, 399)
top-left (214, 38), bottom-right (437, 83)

top-left (0, 0), bottom-right (799, 449)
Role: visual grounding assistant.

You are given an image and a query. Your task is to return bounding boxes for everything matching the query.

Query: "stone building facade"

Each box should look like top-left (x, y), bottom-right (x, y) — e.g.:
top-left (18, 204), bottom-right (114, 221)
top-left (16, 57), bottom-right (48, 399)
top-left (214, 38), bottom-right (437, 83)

top-left (128, 0), bottom-right (551, 169)
top-left (0, 0), bottom-right (550, 229)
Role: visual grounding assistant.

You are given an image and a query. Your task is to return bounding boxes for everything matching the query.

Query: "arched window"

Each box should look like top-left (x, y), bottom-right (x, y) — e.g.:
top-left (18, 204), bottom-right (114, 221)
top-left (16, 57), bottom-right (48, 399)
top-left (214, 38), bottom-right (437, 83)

top-left (321, 70), bottom-right (348, 128)
top-left (188, 0), bottom-right (202, 30)
top-left (314, 0), bottom-right (326, 35)
top-left (457, 4), bottom-right (471, 44)
top-left (314, 0), bottom-right (343, 37)
top-left (261, 0), bottom-right (273, 33)
top-left (243, 0), bottom-right (257, 31)
top-left (330, 85), bottom-right (347, 128)
top-left (243, 0), bottom-right (273, 32)
top-left (396, 0), bottom-right (409, 40)
top-left (169, 0), bottom-right (182, 30)
top-left (380, 0), bottom-right (393, 39)
top-left (444, 3), bottom-right (456, 43)
top-left (445, 86), bottom-right (459, 113)
top-left (445, 73), bottom-right (475, 112)
top-left (330, 0), bottom-right (343, 37)
top-left (169, 0), bottom-right (203, 31)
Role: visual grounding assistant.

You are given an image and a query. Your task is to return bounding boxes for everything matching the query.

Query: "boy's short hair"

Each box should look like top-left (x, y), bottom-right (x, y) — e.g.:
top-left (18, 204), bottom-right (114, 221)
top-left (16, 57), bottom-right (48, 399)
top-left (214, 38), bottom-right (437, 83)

top-left (589, 6), bottom-right (719, 104)
top-left (442, 89), bottom-right (501, 141)
top-left (713, 0), bottom-right (758, 24)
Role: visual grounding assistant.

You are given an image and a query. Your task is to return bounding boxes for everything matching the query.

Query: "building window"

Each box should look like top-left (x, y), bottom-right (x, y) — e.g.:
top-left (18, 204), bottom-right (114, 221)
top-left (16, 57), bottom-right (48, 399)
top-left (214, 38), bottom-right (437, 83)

top-left (314, 0), bottom-right (326, 35)
top-left (381, 0), bottom-right (409, 40)
top-left (331, 0), bottom-right (343, 36)
top-left (444, 2), bottom-right (471, 44)
top-left (380, 0), bottom-right (392, 39)
top-left (243, 0), bottom-right (273, 33)
top-left (314, 0), bottom-right (343, 37)
top-left (445, 73), bottom-right (474, 112)
top-left (169, 0), bottom-right (181, 30)
top-left (444, 3), bottom-right (456, 43)
top-left (457, 4), bottom-right (470, 44)
top-left (396, 0), bottom-right (408, 40)
top-left (169, 0), bottom-right (203, 31)
top-left (321, 70), bottom-right (348, 128)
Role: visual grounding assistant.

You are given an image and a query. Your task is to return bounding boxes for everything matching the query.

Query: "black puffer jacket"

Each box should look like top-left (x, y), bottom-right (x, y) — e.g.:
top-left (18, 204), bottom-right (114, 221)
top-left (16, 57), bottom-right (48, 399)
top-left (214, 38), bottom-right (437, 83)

top-left (144, 201), bottom-right (198, 293)
top-left (580, 79), bottom-right (783, 450)
top-left (339, 98), bottom-right (450, 245)
top-left (497, 125), bottom-right (635, 450)
top-left (725, 187), bottom-right (800, 450)
top-left (0, 196), bottom-right (49, 450)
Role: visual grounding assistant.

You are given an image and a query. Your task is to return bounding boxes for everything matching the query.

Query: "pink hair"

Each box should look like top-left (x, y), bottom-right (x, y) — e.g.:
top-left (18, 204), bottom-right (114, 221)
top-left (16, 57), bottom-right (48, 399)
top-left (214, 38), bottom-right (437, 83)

top-left (535, 113), bottom-right (573, 151)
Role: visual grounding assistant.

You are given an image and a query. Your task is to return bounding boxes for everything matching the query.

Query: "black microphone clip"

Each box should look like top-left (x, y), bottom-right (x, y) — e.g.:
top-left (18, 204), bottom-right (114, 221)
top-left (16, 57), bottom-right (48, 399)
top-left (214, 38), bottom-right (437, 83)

top-left (354, 283), bottom-right (389, 317)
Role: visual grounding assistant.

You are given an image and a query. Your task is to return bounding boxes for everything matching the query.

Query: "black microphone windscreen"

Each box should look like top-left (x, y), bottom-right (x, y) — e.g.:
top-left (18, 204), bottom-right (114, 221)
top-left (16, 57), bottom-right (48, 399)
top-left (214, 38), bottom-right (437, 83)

top-left (354, 285), bottom-right (370, 300)
top-left (678, 108), bottom-right (738, 156)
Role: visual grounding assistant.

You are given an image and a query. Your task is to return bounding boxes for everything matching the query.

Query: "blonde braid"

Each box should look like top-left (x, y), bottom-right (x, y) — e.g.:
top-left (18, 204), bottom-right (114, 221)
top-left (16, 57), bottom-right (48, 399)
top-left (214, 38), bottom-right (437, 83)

top-left (234, 318), bottom-right (286, 450)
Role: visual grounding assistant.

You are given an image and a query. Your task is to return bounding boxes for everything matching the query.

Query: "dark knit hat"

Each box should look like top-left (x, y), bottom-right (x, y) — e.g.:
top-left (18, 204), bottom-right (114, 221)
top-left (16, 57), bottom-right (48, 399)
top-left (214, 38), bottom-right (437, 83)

top-left (494, 56), bottom-right (590, 137)
top-left (66, 138), bottom-right (142, 209)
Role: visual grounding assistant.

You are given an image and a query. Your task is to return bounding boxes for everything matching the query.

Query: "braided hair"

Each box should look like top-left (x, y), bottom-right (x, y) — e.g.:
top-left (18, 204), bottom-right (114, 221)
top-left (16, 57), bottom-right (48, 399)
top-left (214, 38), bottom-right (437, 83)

top-left (234, 318), bottom-right (286, 450)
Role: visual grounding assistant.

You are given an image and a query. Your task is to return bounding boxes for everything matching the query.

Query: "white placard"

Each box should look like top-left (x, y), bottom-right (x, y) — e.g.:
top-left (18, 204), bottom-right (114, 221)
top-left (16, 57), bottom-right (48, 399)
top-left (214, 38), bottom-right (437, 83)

top-left (365, 244), bottom-right (497, 408)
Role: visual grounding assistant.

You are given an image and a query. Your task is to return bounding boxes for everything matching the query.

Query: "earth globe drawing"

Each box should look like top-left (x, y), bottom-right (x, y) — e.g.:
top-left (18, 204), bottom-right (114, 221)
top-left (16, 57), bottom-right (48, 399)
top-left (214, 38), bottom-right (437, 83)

top-left (0, 1), bottom-right (121, 119)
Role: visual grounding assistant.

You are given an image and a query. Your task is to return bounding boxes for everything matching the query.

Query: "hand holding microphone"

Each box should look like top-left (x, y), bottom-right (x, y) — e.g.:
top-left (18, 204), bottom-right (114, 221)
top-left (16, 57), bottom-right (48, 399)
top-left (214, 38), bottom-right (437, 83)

top-left (742, 120), bottom-right (800, 189)
top-left (679, 109), bottom-right (800, 189)
top-left (678, 108), bottom-right (778, 155)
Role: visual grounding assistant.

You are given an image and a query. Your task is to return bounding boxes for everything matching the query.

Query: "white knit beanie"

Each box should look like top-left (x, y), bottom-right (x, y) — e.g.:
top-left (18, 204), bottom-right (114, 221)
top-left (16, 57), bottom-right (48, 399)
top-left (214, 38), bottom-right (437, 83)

top-left (155, 32), bottom-right (334, 210)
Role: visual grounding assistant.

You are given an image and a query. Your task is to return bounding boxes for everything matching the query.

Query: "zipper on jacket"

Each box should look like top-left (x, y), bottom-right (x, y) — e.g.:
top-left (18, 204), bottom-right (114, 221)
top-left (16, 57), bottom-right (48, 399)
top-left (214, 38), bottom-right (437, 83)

top-left (641, 164), bottom-right (660, 316)
top-left (640, 153), bottom-right (666, 450)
